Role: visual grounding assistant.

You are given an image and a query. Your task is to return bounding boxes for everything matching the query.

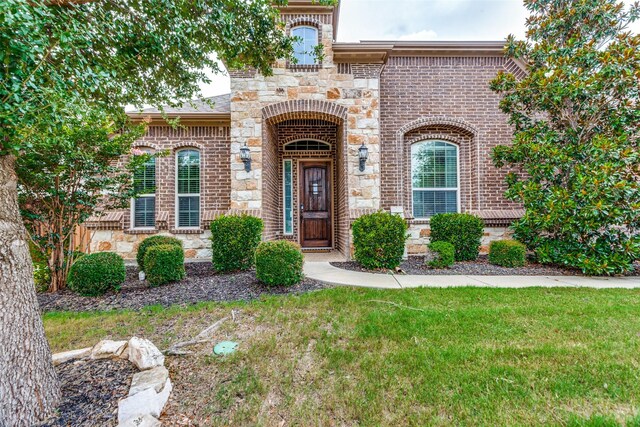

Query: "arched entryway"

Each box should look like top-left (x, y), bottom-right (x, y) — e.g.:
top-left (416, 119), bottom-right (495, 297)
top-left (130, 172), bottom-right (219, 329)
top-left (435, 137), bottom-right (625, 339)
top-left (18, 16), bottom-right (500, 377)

top-left (261, 101), bottom-right (349, 255)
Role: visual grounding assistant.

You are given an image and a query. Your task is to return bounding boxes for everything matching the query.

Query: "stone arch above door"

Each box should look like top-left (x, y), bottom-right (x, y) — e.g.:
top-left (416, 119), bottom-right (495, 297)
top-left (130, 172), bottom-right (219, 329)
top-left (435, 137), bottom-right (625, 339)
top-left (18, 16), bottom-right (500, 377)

top-left (262, 100), bottom-right (348, 125)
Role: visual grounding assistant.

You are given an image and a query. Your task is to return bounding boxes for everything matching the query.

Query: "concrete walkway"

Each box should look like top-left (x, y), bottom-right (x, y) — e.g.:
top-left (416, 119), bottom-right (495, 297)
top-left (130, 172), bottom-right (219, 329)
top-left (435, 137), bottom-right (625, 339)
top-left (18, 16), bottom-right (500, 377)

top-left (304, 262), bottom-right (640, 289)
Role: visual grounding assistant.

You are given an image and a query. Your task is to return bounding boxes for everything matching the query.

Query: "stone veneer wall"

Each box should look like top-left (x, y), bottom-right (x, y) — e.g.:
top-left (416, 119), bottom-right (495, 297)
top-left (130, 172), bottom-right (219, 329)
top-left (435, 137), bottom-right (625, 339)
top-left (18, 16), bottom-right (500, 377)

top-left (229, 11), bottom-right (382, 255)
top-left (405, 224), bottom-right (514, 255)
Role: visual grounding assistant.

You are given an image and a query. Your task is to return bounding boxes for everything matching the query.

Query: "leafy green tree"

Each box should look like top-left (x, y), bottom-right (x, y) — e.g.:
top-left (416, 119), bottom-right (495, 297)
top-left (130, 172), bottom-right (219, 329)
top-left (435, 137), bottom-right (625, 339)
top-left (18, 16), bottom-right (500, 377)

top-left (0, 0), bottom-right (334, 424)
top-left (491, 0), bottom-right (640, 275)
top-left (17, 107), bottom-right (151, 293)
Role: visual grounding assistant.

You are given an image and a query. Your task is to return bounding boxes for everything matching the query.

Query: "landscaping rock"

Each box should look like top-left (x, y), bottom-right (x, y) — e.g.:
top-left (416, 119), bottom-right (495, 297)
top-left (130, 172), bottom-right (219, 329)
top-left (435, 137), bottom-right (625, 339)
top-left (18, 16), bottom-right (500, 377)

top-left (90, 340), bottom-right (128, 360)
top-left (128, 337), bottom-right (165, 370)
top-left (128, 366), bottom-right (169, 396)
top-left (118, 414), bottom-right (161, 427)
top-left (118, 378), bottom-right (172, 424)
top-left (52, 347), bottom-right (91, 366)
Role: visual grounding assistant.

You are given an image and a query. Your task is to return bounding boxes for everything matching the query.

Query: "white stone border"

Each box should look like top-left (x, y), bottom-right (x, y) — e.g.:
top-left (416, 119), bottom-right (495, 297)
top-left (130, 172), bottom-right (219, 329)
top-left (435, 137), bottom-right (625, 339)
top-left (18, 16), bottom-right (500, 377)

top-left (52, 337), bottom-right (171, 427)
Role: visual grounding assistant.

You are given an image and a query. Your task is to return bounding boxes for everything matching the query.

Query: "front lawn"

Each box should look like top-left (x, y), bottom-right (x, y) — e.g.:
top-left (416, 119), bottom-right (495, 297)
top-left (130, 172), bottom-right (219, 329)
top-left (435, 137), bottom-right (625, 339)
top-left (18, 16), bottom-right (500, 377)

top-left (44, 287), bottom-right (640, 426)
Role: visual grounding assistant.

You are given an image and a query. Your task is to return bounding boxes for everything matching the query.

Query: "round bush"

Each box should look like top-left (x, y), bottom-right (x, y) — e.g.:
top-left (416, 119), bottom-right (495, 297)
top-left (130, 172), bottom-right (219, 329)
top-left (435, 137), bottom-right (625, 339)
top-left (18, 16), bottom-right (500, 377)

top-left (137, 235), bottom-right (183, 272)
top-left (144, 244), bottom-right (186, 287)
top-left (255, 240), bottom-right (304, 286)
top-left (211, 214), bottom-right (263, 272)
top-left (352, 211), bottom-right (408, 270)
top-left (430, 213), bottom-right (484, 261)
top-left (427, 241), bottom-right (455, 269)
top-left (67, 252), bottom-right (125, 296)
top-left (489, 240), bottom-right (527, 267)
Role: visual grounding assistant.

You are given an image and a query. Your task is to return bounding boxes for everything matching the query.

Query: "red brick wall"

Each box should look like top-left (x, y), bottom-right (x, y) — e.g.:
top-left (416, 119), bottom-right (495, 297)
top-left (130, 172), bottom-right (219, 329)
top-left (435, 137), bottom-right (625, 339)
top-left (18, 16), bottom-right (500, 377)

top-left (125, 125), bottom-right (231, 231)
top-left (379, 56), bottom-right (521, 215)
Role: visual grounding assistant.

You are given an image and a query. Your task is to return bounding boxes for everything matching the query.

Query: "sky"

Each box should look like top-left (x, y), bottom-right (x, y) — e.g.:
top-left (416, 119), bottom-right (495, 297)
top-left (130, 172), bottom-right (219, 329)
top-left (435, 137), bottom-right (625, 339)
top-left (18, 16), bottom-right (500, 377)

top-left (197, 0), bottom-right (640, 98)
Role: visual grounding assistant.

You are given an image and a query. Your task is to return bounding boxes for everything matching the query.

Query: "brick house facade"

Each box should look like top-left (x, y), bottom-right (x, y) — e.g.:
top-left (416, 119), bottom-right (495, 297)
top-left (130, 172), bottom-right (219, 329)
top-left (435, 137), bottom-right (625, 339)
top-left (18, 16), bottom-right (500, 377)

top-left (89, 0), bottom-right (524, 259)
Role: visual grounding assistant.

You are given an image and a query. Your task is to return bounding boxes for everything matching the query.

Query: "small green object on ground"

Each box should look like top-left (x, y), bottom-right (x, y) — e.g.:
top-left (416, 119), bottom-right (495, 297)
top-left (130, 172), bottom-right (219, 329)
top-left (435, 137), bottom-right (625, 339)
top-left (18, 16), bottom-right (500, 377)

top-left (213, 341), bottom-right (238, 355)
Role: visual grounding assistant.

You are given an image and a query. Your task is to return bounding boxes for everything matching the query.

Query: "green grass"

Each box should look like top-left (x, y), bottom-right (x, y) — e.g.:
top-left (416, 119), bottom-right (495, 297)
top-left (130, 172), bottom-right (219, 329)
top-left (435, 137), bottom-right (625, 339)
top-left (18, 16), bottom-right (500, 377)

top-left (43, 287), bottom-right (640, 426)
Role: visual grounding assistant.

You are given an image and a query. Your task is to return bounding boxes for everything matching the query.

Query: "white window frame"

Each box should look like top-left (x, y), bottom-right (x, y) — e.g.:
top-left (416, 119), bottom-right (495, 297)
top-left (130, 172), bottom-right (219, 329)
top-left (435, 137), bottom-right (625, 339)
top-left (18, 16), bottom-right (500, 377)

top-left (283, 159), bottom-right (294, 235)
top-left (291, 25), bottom-right (319, 65)
top-left (411, 140), bottom-right (461, 219)
top-left (131, 149), bottom-right (156, 230)
top-left (175, 148), bottom-right (201, 230)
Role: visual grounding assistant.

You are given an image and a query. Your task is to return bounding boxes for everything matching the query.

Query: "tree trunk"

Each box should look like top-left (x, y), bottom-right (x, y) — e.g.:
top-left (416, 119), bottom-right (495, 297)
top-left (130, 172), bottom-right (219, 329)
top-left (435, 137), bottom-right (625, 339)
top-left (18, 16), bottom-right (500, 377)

top-left (0, 155), bottom-right (60, 425)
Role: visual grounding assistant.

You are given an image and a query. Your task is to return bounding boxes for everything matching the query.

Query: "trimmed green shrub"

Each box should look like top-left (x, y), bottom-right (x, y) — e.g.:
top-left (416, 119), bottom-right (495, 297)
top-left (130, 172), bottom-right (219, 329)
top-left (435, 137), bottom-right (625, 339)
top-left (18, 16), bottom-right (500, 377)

top-left (67, 252), bottom-right (125, 296)
top-left (352, 211), bottom-right (408, 270)
top-left (136, 235), bottom-right (183, 272)
top-left (427, 241), bottom-right (455, 269)
top-left (255, 240), bottom-right (304, 286)
top-left (430, 213), bottom-right (484, 261)
top-left (211, 214), bottom-right (263, 272)
top-left (144, 244), bottom-right (186, 287)
top-left (489, 240), bottom-right (527, 268)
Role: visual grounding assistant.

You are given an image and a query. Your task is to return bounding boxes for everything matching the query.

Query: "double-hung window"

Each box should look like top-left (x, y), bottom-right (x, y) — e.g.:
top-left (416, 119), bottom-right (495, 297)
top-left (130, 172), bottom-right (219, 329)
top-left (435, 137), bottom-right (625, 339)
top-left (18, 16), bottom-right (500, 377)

top-left (412, 140), bottom-right (459, 218)
top-left (176, 149), bottom-right (200, 228)
top-left (132, 151), bottom-right (156, 228)
top-left (292, 26), bottom-right (318, 65)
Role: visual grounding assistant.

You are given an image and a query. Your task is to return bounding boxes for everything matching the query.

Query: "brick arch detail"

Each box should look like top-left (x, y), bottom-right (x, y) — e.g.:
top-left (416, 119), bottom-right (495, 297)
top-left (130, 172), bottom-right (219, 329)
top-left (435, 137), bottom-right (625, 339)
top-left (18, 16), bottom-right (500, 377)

top-left (285, 17), bottom-right (323, 31)
top-left (262, 100), bottom-right (348, 125)
top-left (396, 116), bottom-right (477, 139)
top-left (397, 118), bottom-right (479, 218)
top-left (132, 142), bottom-right (161, 151)
top-left (172, 142), bottom-right (204, 151)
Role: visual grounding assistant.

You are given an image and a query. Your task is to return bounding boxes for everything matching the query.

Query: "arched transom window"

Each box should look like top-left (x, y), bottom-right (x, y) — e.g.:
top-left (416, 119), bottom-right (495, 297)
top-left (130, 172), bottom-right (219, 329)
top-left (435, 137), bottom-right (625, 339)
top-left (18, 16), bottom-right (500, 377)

top-left (283, 139), bottom-right (331, 151)
top-left (411, 140), bottom-right (459, 218)
top-left (292, 26), bottom-right (318, 65)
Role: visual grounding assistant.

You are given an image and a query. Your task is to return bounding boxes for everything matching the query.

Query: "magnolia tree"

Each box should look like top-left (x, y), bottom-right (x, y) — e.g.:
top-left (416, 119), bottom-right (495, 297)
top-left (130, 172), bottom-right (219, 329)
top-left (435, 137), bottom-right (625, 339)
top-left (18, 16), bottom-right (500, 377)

top-left (491, 0), bottom-right (640, 275)
top-left (0, 0), bottom-right (334, 424)
top-left (17, 108), bottom-right (152, 292)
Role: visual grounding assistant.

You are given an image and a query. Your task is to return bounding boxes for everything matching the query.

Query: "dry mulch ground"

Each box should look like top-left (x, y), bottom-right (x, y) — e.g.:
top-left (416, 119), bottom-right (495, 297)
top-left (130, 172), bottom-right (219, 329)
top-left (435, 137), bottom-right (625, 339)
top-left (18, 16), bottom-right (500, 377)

top-left (38, 263), bottom-right (330, 312)
top-left (332, 255), bottom-right (640, 276)
top-left (38, 358), bottom-right (135, 427)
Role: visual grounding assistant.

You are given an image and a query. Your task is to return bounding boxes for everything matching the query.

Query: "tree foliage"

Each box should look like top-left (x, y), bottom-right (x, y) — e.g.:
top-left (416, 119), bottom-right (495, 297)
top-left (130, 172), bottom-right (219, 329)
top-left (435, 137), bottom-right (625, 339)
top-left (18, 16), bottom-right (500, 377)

top-left (1, 0), bottom-right (335, 153)
top-left (17, 107), bottom-right (153, 292)
top-left (491, 0), bottom-right (640, 275)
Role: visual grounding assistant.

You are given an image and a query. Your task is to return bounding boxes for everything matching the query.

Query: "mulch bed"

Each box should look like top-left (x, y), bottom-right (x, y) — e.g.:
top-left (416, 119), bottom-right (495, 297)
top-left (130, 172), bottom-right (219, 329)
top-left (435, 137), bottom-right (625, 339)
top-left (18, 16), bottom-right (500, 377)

top-left (332, 255), bottom-right (640, 276)
top-left (38, 262), bottom-right (331, 312)
top-left (39, 358), bottom-right (135, 427)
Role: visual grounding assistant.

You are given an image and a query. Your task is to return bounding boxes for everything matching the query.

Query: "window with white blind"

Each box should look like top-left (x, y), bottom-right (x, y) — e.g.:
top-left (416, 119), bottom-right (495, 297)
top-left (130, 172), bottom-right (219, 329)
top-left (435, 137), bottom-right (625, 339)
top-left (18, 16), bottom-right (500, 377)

top-left (411, 140), bottom-right (459, 218)
top-left (292, 26), bottom-right (318, 65)
top-left (176, 149), bottom-right (200, 228)
top-left (132, 152), bottom-right (156, 228)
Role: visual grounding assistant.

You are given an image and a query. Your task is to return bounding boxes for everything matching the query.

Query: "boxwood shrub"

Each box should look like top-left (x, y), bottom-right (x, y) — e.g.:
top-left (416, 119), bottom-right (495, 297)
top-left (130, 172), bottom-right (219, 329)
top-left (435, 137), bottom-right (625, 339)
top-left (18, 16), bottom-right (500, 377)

top-left (144, 244), bottom-right (186, 287)
top-left (211, 214), bottom-right (263, 272)
top-left (427, 241), bottom-right (455, 269)
top-left (430, 213), bottom-right (484, 261)
top-left (352, 211), bottom-right (408, 270)
top-left (137, 235), bottom-right (183, 272)
top-left (255, 240), bottom-right (304, 286)
top-left (489, 240), bottom-right (527, 267)
top-left (67, 252), bottom-right (125, 296)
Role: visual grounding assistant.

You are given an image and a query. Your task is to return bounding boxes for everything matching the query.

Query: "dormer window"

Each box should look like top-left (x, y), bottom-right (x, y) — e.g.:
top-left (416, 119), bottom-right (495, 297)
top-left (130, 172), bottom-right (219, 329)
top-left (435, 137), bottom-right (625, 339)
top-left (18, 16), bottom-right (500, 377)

top-left (292, 26), bottom-right (319, 65)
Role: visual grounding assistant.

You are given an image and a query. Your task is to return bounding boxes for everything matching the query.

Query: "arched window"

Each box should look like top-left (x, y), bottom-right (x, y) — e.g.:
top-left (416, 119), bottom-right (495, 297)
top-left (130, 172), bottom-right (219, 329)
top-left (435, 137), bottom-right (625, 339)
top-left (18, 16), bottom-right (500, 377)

top-left (411, 140), bottom-right (459, 218)
top-left (292, 26), bottom-right (318, 65)
top-left (132, 149), bottom-right (156, 228)
top-left (283, 139), bottom-right (331, 151)
top-left (176, 149), bottom-right (200, 228)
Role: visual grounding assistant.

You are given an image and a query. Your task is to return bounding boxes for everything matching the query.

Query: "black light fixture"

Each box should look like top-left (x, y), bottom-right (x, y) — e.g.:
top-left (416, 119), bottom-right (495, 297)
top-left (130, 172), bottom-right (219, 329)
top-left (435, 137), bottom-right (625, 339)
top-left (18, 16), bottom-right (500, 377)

top-left (240, 143), bottom-right (251, 172)
top-left (358, 143), bottom-right (369, 172)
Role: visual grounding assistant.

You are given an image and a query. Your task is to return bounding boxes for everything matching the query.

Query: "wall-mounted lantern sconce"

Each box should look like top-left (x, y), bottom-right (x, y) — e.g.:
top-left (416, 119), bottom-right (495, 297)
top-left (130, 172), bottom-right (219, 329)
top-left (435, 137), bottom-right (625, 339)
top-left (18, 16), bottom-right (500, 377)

top-left (358, 143), bottom-right (369, 172)
top-left (240, 143), bottom-right (251, 172)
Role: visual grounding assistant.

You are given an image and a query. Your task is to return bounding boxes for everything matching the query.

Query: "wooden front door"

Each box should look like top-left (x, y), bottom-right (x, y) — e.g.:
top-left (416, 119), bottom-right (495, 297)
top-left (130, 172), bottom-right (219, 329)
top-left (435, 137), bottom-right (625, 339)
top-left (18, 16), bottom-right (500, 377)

top-left (300, 161), bottom-right (332, 248)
